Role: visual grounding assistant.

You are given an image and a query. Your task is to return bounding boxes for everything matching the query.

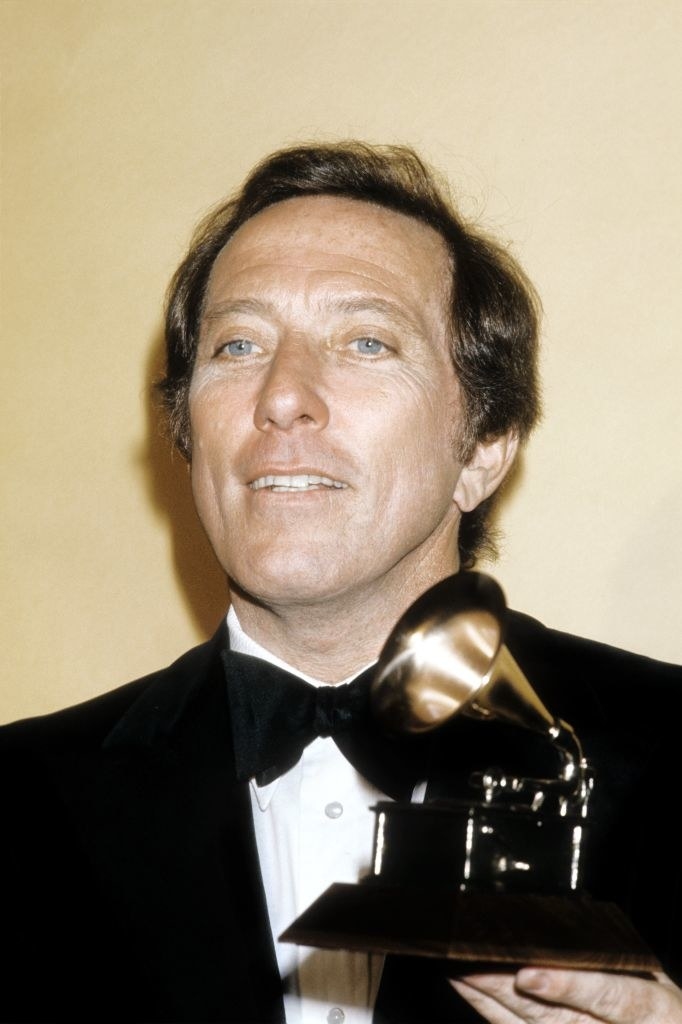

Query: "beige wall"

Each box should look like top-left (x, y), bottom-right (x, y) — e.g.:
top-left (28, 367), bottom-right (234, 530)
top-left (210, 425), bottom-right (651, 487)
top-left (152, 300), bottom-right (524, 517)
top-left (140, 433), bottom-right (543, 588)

top-left (2, 0), bottom-right (680, 723)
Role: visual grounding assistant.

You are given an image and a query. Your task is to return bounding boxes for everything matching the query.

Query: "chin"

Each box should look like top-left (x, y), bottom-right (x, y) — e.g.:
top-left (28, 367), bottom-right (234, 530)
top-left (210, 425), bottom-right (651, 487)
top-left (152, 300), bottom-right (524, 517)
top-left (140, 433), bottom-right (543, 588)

top-left (229, 551), bottom-right (352, 607)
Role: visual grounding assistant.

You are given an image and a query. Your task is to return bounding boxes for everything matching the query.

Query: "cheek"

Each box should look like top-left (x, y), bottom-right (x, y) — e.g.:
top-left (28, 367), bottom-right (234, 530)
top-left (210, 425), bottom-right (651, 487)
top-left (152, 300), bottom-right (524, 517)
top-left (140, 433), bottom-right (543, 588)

top-left (187, 393), bottom-right (238, 529)
top-left (376, 377), bottom-right (461, 477)
top-left (189, 361), bottom-right (258, 434)
top-left (357, 405), bottom-right (461, 535)
top-left (189, 452), bottom-right (222, 537)
top-left (189, 375), bottom-right (226, 441)
top-left (188, 376), bottom-right (251, 480)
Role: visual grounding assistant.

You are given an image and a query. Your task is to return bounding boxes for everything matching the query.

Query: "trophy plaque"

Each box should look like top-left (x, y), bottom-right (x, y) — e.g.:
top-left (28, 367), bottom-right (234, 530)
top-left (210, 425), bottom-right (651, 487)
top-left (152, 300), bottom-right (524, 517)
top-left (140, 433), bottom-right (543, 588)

top-left (282, 572), bottom-right (660, 974)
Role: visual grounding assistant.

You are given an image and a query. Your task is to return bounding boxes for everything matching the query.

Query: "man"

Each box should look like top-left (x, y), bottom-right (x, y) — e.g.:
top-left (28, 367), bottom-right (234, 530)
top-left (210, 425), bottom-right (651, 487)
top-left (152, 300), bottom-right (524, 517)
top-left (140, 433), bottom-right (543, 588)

top-left (2, 142), bottom-right (681, 1023)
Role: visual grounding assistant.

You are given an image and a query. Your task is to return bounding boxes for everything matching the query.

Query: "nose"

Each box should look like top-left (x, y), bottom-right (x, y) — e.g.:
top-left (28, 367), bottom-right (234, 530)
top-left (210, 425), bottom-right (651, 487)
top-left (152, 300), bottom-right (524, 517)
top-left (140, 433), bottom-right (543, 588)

top-left (253, 341), bottom-right (330, 433)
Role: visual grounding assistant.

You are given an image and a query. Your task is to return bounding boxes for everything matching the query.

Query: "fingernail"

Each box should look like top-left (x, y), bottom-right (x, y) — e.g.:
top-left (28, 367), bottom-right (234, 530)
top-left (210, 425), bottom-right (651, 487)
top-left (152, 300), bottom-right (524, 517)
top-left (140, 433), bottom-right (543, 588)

top-left (516, 968), bottom-right (550, 994)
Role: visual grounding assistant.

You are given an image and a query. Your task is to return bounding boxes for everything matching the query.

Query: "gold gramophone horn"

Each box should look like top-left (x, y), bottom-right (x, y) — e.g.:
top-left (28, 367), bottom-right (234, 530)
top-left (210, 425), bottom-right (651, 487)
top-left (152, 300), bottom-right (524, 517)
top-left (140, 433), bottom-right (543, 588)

top-left (371, 572), bottom-right (584, 783)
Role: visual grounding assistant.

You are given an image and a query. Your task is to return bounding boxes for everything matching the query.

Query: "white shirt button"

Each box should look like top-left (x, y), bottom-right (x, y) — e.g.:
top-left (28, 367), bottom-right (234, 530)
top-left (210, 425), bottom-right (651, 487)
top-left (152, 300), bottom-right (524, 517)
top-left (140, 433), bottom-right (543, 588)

top-left (324, 801), bottom-right (344, 819)
top-left (327, 1008), bottom-right (345, 1024)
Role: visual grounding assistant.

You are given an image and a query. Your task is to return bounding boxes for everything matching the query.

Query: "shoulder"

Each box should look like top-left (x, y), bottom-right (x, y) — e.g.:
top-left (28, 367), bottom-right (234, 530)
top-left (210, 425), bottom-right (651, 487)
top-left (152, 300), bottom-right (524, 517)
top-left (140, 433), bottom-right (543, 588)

top-left (507, 607), bottom-right (682, 691)
top-left (0, 629), bottom-right (225, 759)
top-left (505, 608), bottom-right (682, 739)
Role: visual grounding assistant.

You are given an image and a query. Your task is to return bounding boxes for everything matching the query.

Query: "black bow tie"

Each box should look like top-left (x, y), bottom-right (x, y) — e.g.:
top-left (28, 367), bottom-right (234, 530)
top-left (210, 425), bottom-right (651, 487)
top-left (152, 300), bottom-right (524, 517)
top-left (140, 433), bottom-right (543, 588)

top-left (221, 648), bottom-right (431, 800)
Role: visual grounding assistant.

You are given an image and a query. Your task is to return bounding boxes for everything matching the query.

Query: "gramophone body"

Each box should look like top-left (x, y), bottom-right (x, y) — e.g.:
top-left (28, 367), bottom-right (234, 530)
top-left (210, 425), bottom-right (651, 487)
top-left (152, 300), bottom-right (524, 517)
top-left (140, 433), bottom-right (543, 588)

top-left (282, 572), bottom-right (659, 973)
top-left (370, 794), bottom-right (586, 896)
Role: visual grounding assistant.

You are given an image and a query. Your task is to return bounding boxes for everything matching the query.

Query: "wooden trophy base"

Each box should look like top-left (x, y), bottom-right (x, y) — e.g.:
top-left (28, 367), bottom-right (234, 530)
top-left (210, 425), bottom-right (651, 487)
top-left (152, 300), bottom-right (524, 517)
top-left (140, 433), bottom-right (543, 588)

top-left (281, 883), bottom-right (661, 974)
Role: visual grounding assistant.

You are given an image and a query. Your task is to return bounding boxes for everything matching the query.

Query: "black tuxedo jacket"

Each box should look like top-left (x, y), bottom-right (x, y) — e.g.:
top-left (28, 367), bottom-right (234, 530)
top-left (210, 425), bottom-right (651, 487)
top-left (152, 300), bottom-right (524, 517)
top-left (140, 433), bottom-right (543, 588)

top-left (1, 610), bottom-right (681, 1023)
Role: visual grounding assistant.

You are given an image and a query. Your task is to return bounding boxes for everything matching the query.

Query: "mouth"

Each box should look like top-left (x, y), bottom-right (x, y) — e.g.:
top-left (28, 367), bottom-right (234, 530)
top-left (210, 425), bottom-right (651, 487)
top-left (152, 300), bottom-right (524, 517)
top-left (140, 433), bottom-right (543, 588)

top-left (249, 473), bottom-right (349, 493)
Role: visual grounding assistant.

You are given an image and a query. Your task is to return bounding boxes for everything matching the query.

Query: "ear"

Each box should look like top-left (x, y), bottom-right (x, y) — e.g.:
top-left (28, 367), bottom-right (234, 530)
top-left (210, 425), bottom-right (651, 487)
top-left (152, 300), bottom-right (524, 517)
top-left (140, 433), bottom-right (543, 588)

top-left (453, 432), bottom-right (519, 512)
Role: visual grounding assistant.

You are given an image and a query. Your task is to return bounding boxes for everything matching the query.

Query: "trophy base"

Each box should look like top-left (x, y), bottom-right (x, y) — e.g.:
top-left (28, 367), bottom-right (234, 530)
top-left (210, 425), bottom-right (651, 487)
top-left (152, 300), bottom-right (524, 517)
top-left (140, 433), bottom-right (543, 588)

top-left (281, 883), bottom-right (661, 974)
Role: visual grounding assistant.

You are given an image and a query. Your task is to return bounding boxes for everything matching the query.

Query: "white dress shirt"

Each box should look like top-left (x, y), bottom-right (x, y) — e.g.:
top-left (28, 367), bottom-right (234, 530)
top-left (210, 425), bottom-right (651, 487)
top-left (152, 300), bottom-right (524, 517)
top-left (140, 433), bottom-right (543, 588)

top-left (227, 607), bottom-right (385, 1024)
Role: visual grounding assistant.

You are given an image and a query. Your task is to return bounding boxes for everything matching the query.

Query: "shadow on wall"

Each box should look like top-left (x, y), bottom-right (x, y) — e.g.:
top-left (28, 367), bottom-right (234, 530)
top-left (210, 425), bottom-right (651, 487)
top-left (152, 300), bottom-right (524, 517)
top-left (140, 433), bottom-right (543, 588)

top-left (138, 326), bottom-right (228, 639)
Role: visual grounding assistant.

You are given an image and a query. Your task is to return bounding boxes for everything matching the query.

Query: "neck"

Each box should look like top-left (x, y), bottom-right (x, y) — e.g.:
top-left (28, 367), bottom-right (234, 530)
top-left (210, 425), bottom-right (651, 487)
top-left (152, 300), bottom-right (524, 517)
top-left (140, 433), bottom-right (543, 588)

top-left (229, 557), bottom-right (460, 683)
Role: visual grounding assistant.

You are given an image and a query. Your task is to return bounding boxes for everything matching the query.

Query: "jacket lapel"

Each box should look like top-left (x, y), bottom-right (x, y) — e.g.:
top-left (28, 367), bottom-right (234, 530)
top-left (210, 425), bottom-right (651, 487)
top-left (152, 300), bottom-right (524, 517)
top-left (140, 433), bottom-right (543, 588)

top-left (54, 628), bottom-right (284, 1022)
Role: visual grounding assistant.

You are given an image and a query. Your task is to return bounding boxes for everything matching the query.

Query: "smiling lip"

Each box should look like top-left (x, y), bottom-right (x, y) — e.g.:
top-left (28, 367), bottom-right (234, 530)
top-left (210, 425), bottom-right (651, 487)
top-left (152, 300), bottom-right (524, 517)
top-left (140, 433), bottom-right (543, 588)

top-left (249, 473), bottom-right (348, 493)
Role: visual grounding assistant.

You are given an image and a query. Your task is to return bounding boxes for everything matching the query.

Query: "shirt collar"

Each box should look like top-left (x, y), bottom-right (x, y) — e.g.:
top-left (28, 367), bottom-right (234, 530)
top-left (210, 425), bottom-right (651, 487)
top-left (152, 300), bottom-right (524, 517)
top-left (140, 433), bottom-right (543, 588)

top-left (227, 606), bottom-right (330, 688)
top-left (226, 605), bottom-right (375, 686)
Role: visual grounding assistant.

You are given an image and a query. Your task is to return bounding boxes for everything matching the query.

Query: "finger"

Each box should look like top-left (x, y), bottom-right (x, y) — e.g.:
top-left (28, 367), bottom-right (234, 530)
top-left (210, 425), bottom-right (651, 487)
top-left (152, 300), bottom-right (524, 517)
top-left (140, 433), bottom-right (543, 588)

top-left (514, 968), bottom-right (682, 1023)
top-left (451, 977), bottom-right (529, 1024)
top-left (455, 972), bottom-right (600, 1023)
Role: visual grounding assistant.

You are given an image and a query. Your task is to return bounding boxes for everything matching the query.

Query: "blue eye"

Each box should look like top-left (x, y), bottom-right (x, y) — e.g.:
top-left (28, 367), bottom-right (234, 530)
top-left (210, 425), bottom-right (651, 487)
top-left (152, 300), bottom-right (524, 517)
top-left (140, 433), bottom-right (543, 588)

top-left (223, 339), bottom-right (255, 356)
top-left (353, 337), bottom-right (386, 355)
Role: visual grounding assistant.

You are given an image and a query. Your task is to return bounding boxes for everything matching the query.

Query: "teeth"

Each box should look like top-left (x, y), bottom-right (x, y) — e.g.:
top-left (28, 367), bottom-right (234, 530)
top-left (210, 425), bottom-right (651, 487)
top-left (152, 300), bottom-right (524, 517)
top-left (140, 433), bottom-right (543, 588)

top-left (250, 474), bottom-right (347, 492)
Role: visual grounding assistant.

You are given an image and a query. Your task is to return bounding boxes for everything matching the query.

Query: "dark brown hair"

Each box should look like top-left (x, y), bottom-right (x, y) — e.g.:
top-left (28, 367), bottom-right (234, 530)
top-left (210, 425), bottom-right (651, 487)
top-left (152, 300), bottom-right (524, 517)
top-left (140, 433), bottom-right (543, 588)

top-left (159, 141), bottom-right (541, 567)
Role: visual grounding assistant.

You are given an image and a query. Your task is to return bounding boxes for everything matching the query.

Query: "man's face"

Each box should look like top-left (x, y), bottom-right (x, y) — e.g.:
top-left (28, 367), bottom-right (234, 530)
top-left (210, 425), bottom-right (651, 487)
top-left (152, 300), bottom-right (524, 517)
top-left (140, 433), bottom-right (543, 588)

top-left (189, 195), bottom-right (471, 611)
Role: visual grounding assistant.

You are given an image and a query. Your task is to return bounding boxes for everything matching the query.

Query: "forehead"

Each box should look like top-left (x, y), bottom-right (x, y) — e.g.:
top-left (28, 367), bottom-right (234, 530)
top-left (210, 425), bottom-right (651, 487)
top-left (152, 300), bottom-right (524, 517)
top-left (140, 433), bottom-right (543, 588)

top-left (203, 195), bottom-right (452, 316)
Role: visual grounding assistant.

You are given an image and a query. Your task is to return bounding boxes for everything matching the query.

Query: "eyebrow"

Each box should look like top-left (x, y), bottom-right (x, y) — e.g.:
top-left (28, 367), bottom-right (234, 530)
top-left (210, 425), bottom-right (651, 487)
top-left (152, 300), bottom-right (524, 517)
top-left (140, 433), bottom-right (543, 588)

top-left (202, 295), bottom-right (421, 334)
top-left (202, 298), bottom-right (274, 322)
top-left (327, 296), bottom-right (420, 333)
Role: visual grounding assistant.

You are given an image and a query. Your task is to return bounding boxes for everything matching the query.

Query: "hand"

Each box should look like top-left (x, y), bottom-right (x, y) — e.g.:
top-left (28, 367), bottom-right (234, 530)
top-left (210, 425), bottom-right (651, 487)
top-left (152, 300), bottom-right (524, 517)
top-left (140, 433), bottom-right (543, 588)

top-left (450, 968), bottom-right (682, 1023)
